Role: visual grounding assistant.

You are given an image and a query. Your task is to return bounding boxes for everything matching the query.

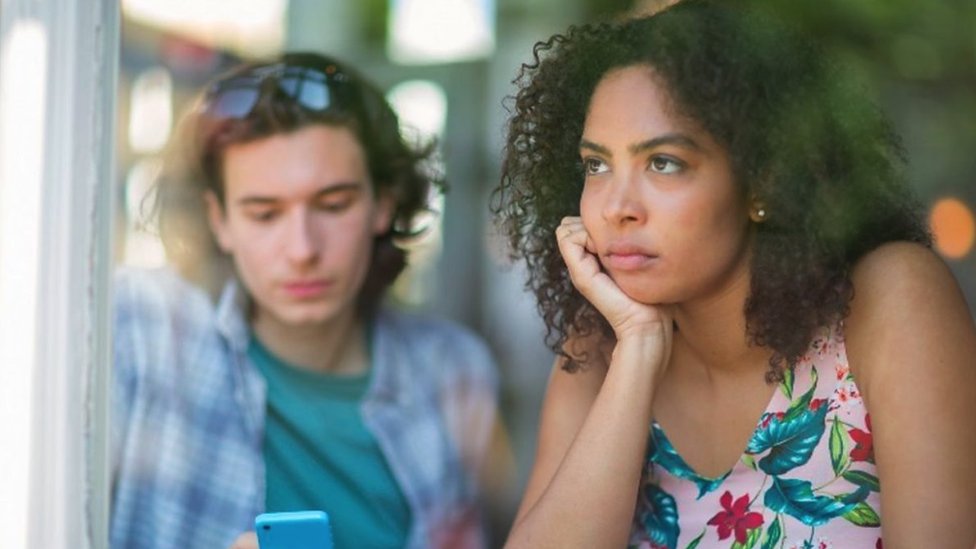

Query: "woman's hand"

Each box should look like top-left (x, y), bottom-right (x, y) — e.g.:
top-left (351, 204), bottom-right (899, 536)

top-left (556, 216), bottom-right (673, 343)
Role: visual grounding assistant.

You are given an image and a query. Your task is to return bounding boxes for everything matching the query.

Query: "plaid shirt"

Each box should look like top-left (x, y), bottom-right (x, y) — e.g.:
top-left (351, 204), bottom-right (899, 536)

top-left (110, 268), bottom-right (499, 549)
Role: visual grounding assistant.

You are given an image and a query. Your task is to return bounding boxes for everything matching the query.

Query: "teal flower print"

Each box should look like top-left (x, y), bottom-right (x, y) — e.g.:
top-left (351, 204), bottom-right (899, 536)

top-left (650, 423), bottom-right (730, 498)
top-left (764, 477), bottom-right (869, 526)
top-left (637, 483), bottom-right (680, 549)
top-left (746, 399), bottom-right (829, 475)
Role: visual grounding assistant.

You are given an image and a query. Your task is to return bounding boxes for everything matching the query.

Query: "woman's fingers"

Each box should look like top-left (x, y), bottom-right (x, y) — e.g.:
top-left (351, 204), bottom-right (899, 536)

top-left (556, 217), bottom-right (637, 318)
top-left (555, 217), bottom-right (673, 344)
top-left (556, 217), bottom-right (603, 292)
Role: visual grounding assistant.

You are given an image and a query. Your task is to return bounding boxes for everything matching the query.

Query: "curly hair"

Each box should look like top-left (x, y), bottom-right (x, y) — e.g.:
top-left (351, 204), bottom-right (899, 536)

top-left (151, 52), bottom-right (442, 313)
top-left (492, 0), bottom-right (931, 380)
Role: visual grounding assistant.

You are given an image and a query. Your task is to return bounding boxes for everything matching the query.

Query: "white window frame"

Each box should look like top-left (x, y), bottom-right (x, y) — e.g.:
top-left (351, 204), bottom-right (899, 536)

top-left (0, 1), bottom-right (118, 548)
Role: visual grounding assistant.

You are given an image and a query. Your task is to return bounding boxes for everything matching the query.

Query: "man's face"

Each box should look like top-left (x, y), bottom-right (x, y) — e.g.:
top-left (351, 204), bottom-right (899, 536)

top-left (207, 124), bottom-right (393, 331)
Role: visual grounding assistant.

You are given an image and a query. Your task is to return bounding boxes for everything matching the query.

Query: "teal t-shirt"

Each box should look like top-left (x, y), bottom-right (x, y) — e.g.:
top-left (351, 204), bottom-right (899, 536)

top-left (248, 335), bottom-right (412, 549)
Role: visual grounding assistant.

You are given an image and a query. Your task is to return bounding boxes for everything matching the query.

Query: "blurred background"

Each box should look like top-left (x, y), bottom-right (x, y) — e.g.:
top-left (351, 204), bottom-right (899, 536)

top-left (114, 0), bottom-right (976, 544)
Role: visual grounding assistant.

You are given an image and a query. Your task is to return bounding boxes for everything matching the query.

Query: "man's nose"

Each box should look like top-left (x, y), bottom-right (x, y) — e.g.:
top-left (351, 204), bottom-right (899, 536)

top-left (284, 209), bottom-right (319, 264)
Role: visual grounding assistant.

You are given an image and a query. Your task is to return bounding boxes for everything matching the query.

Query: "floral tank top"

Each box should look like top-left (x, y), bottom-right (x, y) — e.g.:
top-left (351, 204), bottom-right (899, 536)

top-left (630, 324), bottom-right (883, 549)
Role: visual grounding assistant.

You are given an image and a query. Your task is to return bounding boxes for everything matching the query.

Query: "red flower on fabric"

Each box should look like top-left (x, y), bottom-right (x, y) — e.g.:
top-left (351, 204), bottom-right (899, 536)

top-left (707, 491), bottom-right (764, 544)
top-left (849, 414), bottom-right (874, 463)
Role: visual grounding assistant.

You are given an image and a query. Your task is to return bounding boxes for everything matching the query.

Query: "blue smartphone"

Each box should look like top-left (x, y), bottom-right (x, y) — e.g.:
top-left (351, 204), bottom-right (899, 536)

top-left (255, 510), bottom-right (334, 549)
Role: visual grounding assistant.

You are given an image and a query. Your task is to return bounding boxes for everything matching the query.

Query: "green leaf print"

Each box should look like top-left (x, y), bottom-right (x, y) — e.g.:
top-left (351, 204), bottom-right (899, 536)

top-left (684, 530), bottom-right (705, 549)
top-left (829, 416), bottom-right (851, 475)
top-left (747, 401), bottom-right (828, 475)
top-left (843, 501), bottom-right (881, 527)
top-left (760, 516), bottom-right (782, 549)
top-left (842, 470), bottom-right (881, 492)
top-left (782, 367), bottom-right (818, 423)
top-left (764, 477), bottom-right (868, 527)
top-left (780, 368), bottom-right (795, 400)
top-left (731, 525), bottom-right (762, 549)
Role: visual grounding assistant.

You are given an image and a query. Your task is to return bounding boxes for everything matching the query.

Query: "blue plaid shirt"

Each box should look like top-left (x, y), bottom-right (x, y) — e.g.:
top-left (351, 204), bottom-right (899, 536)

top-left (110, 268), bottom-right (499, 549)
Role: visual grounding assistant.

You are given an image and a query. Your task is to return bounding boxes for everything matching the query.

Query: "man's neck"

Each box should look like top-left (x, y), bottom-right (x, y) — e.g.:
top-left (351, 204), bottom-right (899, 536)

top-left (251, 306), bottom-right (369, 375)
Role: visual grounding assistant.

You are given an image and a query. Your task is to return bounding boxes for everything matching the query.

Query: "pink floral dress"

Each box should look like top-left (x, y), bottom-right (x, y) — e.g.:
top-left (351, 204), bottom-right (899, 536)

top-left (630, 324), bottom-right (883, 549)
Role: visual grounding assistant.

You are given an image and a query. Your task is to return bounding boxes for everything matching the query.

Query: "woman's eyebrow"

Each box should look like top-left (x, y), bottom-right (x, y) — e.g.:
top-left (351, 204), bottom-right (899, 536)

top-left (579, 132), bottom-right (703, 157)
top-left (630, 133), bottom-right (703, 154)
top-left (579, 138), bottom-right (611, 156)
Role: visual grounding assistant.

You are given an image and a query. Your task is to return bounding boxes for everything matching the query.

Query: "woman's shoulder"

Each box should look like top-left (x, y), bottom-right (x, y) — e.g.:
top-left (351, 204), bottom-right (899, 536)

top-left (850, 241), bottom-right (947, 289)
top-left (845, 241), bottom-right (972, 391)
top-left (847, 241), bottom-right (960, 323)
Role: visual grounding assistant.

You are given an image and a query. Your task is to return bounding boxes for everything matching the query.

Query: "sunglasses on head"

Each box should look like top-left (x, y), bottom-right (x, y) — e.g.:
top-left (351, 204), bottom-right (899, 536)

top-left (201, 62), bottom-right (354, 120)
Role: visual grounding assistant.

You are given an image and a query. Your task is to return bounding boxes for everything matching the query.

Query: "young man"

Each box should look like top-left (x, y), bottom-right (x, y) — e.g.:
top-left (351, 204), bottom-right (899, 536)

top-left (111, 52), bottom-right (500, 549)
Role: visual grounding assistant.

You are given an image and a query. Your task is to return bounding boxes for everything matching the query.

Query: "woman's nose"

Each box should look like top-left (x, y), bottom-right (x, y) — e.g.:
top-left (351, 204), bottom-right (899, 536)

top-left (601, 174), bottom-right (647, 226)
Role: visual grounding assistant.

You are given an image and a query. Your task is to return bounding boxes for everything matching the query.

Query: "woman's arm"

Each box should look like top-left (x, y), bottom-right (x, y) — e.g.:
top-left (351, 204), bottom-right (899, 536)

top-left (507, 331), bottom-right (669, 548)
top-left (505, 217), bottom-right (673, 548)
top-left (846, 242), bottom-right (976, 549)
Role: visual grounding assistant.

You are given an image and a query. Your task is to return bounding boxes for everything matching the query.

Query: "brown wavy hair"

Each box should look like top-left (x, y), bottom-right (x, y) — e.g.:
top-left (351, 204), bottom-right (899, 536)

top-left (150, 52), bottom-right (442, 313)
top-left (492, 0), bottom-right (930, 379)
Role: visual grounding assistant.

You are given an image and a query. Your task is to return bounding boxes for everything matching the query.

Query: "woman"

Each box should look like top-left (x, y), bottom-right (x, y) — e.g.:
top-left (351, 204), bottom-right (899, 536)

top-left (493, 1), bottom-right (976, 547)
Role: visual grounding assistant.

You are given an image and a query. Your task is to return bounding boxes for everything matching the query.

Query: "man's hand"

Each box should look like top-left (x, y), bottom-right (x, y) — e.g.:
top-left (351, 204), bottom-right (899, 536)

top-left (228, 531), bottom-right (258, 549)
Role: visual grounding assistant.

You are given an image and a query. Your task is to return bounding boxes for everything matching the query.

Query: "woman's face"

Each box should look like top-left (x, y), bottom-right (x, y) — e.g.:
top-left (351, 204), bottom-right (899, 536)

top-left (579, 65), bottom-right (753, 306)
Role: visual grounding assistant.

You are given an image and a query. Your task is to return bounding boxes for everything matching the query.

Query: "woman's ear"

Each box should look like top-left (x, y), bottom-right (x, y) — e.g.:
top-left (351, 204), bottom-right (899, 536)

top-left (204, 190), bottom-right (234, 253)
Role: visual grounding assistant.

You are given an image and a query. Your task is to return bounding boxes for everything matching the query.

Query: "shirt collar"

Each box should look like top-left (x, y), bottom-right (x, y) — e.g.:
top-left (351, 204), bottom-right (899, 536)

top-left (364, 309), bottom-right (413, 406)
top-left (215, 278), bottom-right (251, 353)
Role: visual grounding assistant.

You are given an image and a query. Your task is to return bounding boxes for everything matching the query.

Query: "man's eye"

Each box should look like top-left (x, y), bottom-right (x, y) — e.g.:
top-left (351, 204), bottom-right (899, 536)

top-left (248, 210), bottom-right (278, 222)
top-left (583, 157), bottom-right (609, 175)
top-left (317, 197), bottom-right (354, 212)
top-left (649, 156), bottom-right (683, 174)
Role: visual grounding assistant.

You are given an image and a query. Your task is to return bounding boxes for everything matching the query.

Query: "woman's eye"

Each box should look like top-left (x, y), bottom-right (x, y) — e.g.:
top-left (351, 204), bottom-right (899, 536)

top-left (649, 156), bottom-right (683, 174)
top-left (583, 157), bottom-right (609, 175)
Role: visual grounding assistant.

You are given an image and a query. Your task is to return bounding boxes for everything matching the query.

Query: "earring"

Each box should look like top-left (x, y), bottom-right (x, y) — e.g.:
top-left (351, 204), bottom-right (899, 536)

top-left (750, 206), bottom-right (767, 223)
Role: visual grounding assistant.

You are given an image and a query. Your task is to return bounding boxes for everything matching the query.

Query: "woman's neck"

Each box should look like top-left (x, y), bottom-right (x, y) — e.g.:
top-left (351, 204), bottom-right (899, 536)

top-left (671, 268), bottom-right (770, 380)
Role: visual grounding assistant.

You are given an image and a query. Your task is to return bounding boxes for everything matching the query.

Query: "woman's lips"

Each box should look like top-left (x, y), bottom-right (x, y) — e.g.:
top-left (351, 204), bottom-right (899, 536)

top-left (603, 252), bottom-right (658, 271)
top-left (282, 280), bottom-right (332, 298)
top-left (603, 243), bottom-right (658, 272)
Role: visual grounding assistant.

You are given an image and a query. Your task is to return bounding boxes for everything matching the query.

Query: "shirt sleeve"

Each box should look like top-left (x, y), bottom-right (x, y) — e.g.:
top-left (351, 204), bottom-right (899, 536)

top-left (437, 326), bottom-right (501, 485)
top-left (110, 269), bottom-right (142, 483)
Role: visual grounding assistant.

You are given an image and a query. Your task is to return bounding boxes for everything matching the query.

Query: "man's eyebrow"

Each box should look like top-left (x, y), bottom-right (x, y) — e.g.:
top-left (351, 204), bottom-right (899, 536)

top-left (236, 196), bottom-right (278, 206)
top-left (311, 182), bottom-right (363, 198)
top-left (235, 182), bottom-right (363, 206)
top-left (579, 132), bottom-right (704, 157)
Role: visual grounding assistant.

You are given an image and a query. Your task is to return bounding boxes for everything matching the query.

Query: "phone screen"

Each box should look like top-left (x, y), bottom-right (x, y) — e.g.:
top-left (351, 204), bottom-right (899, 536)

top-left (255, 510), bottom-right (334, 549)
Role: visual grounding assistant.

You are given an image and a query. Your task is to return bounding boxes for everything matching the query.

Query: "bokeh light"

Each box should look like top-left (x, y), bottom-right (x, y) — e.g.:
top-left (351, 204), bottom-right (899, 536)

top-left (929, 197), bottom-right (976, 259)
